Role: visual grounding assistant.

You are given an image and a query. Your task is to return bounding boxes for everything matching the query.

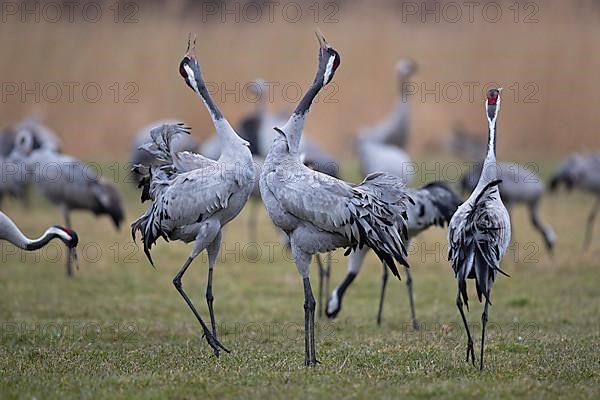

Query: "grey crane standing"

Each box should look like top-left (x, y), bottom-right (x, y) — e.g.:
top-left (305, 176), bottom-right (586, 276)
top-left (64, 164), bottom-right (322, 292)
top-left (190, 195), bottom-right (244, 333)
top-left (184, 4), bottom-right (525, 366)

top-left (461, 161), bottom-right (555, 254)
top-left (448, 88), bottom-right (511, 370)
top-left (326, 181), bottom-right (462, 328)
top-left (11, 130), bottom-right (123, 276)
top-left (0, 211), bottom-right (79, 266)
top-left (260, 32), bottom-right (412, 366)
top-left (131, 37), bottom-right (256, 357)
top-left (549, 153), bottom-right (600, 249)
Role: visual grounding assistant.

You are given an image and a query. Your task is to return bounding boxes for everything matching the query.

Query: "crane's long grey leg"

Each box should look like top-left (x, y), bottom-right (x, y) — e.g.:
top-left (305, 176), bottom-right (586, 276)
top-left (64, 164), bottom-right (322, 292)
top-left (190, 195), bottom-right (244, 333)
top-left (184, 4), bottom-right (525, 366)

top-left (456, 282), bottom-right (475, 366)
top-left (529, 200), bottom-right (556, 255)
top-left (583, 197), bottom-right (600, 250)
top-left (325, 252), bottom-right (331, 305)
top-left (326, 247), bottom-right (366, 319)
top-left (376, 262), bottom-right (389, 326)
top-left (292, 243), bottom-right (318, 366)
top-left (173, 222), bottom-right (228, 357)
top-left (63, 205), bottom-right (73, 277)
top-left (404, 266), bottom-right (419, 330)
top-left (316, 254), bottom-right (325, 318)
top-left (173, 256), bottom-right (229, 357)
top-left (205, 231), bottom-right (222, 340)
top-left (480, 290), bottom-right (491, 371)
top-left (248, 199), bottom-right (257, 243)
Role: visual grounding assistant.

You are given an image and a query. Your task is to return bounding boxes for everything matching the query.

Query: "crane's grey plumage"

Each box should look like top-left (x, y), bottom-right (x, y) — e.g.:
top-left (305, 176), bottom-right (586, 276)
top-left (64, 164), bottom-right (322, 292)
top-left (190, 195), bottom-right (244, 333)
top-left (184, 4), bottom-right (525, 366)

top-left (12, 129), bottom-right (123, 276)
top-left (1, 117), bottom-right (62, 207)
top-left (326, 181), bottom-right (462, 328)
top-left (132, 37), bottom-right (256, 357)
top-left (549, 153), bottom-right (600, 248)
top-left (260, 32), bottom-right (412, 366)
top-left (357, 59), bottom-right (416, 148)
top-left (0, 211), bottom-right (79, 266)
top-left (130, 119), bottom-right (200, 183)
top-left (448, 88), bottom-right (511, 370)
top-left (461, 160), bottom-right (555, 253)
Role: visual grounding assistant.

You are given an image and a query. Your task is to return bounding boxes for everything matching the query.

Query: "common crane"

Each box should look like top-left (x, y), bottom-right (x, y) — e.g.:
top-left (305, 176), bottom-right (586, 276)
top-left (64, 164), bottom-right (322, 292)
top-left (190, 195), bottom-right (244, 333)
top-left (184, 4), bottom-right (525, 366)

top-left (549, 153), bottom-right (600, 249)
top-left (260, 32), bottom-right (412, 366)
top-left (11, 130), bottom-right (123, 276)
top-left (0, 211), bottom-right (79, 266)
top-left (326, 181), bottom-right (462, 329)
top-left (357, 58), bottom-right (417, 148)
top-left (448, 88), bottom-right (511, 370)
top-left (131, 36), bottom-right (256, 357)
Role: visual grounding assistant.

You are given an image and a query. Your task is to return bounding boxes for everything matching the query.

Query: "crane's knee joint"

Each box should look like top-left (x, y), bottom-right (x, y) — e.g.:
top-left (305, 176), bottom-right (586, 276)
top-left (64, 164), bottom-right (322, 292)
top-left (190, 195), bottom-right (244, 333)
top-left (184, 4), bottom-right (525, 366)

top-left (172, 276), bottom-right (182, 289)
top-left (206, 292), bottom-right (214, 302)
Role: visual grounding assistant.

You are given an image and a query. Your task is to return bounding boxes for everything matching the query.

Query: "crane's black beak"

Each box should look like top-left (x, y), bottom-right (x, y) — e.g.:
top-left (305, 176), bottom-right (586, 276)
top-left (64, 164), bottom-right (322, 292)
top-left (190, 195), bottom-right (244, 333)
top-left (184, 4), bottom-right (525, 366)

top-left (71, 248), bottom-right (79, 271)
top-left (316, 29), bottom-right (329, 50)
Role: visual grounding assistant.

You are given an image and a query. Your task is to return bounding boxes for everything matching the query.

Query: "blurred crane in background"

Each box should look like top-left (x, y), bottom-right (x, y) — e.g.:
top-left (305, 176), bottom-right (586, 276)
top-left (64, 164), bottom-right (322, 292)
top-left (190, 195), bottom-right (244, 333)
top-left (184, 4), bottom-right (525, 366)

top-left (11, 129), bottom-right (123, 276)
top-left (550, 153), bottom-right (600, 249)
top-left (326, 181), bottom-right (462, 329)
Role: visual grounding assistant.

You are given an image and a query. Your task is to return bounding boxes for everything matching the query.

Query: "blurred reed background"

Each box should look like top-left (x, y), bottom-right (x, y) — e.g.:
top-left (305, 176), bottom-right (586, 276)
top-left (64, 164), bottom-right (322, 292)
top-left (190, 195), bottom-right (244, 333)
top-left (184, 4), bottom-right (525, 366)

top-left (0, 0), bottom-right (599, 159)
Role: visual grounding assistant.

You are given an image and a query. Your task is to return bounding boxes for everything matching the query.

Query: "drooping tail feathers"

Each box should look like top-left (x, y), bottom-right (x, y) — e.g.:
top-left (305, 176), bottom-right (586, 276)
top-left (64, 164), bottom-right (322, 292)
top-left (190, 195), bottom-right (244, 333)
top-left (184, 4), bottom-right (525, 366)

top-left (346, 172), bottom-right (414, 279)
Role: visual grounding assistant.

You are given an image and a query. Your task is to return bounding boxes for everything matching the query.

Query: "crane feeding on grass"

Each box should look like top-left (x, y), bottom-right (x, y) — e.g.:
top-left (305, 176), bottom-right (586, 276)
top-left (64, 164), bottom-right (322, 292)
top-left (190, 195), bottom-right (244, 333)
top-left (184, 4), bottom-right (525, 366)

top-left (0, 211), bottom-right (79, 266)
top-left (131, 36), bottom-right (256, 357)
top-left (448, 88), bottom-right (511, 370)
top-left (10, 130), bottom-right (123, 276)
top-left (260, 31), bottom-right (412, 366)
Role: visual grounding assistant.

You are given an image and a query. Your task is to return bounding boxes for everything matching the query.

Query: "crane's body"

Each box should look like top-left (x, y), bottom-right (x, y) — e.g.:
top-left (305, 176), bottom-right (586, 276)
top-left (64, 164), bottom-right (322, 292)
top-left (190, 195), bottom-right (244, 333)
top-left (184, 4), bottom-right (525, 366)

top-left (448, 88), bottom-right (511, 370)
top-left (260, 32), bottom-right (412, 366)
top-left (461, 160), bottom-right (555, 252)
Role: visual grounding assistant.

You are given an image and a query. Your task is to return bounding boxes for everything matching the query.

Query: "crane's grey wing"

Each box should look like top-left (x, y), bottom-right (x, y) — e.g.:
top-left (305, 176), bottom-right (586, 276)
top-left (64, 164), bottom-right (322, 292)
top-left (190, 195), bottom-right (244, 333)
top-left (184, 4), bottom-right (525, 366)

top-left (131, 166), bottom-right (245, 263)
top-left (448, 180), bottom-right (511, 305)
top-left (265, 167), bottom-right (412, 277)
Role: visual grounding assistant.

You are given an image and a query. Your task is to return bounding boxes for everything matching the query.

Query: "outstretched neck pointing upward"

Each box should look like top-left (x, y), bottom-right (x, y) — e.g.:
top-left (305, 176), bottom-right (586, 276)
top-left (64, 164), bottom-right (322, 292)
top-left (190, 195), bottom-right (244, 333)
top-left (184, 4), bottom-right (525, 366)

top-left (280, 30), bottom-right (340, 155)
top-left (478, 88), bottom-right (502, 188)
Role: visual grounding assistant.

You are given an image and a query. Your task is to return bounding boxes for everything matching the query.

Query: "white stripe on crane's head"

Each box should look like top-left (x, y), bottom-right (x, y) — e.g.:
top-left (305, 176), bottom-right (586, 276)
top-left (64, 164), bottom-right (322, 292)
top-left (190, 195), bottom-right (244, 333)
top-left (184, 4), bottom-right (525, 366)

top-left (183, 64), bottom-right (200, 94)
top-left (323, 55), bottom-right (336, 85)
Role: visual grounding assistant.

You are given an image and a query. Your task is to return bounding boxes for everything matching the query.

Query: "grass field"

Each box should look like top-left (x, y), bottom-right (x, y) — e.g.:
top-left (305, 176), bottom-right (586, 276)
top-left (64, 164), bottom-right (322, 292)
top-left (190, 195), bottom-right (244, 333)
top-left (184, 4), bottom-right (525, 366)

top-left (0, 160), bottom-right (598, 399)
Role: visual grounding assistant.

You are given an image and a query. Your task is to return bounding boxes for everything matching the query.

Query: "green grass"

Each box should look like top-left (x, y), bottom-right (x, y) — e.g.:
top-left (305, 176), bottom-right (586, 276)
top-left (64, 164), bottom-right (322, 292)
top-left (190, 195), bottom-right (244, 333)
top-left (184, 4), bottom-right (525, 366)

top-left (0, 159), bottom-right (599, 399)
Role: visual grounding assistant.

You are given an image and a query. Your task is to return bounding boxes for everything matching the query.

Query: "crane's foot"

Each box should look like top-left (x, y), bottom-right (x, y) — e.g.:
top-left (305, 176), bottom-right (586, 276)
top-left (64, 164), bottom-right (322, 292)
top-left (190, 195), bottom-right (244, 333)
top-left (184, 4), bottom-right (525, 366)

top-left (203, 329), bottom-right (230, 357)
top-left (412, 320), bottom-right (420, 331)
top-left (304, 358), bottom-right (321, 367)
top-left (465, 339), bottom-right (475, 366)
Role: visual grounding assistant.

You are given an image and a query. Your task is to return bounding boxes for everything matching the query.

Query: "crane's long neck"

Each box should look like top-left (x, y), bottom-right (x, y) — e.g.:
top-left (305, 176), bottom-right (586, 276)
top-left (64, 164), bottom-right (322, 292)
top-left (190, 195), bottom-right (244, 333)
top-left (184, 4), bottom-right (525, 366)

top-left (476, 118), bottom-right (498, 189)
top-left (283, 82), bottom-right (322, 154)
top-left (0, 214), bottom-right (66, 250)
top-left (194, 75), bottom-right (248, 153)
